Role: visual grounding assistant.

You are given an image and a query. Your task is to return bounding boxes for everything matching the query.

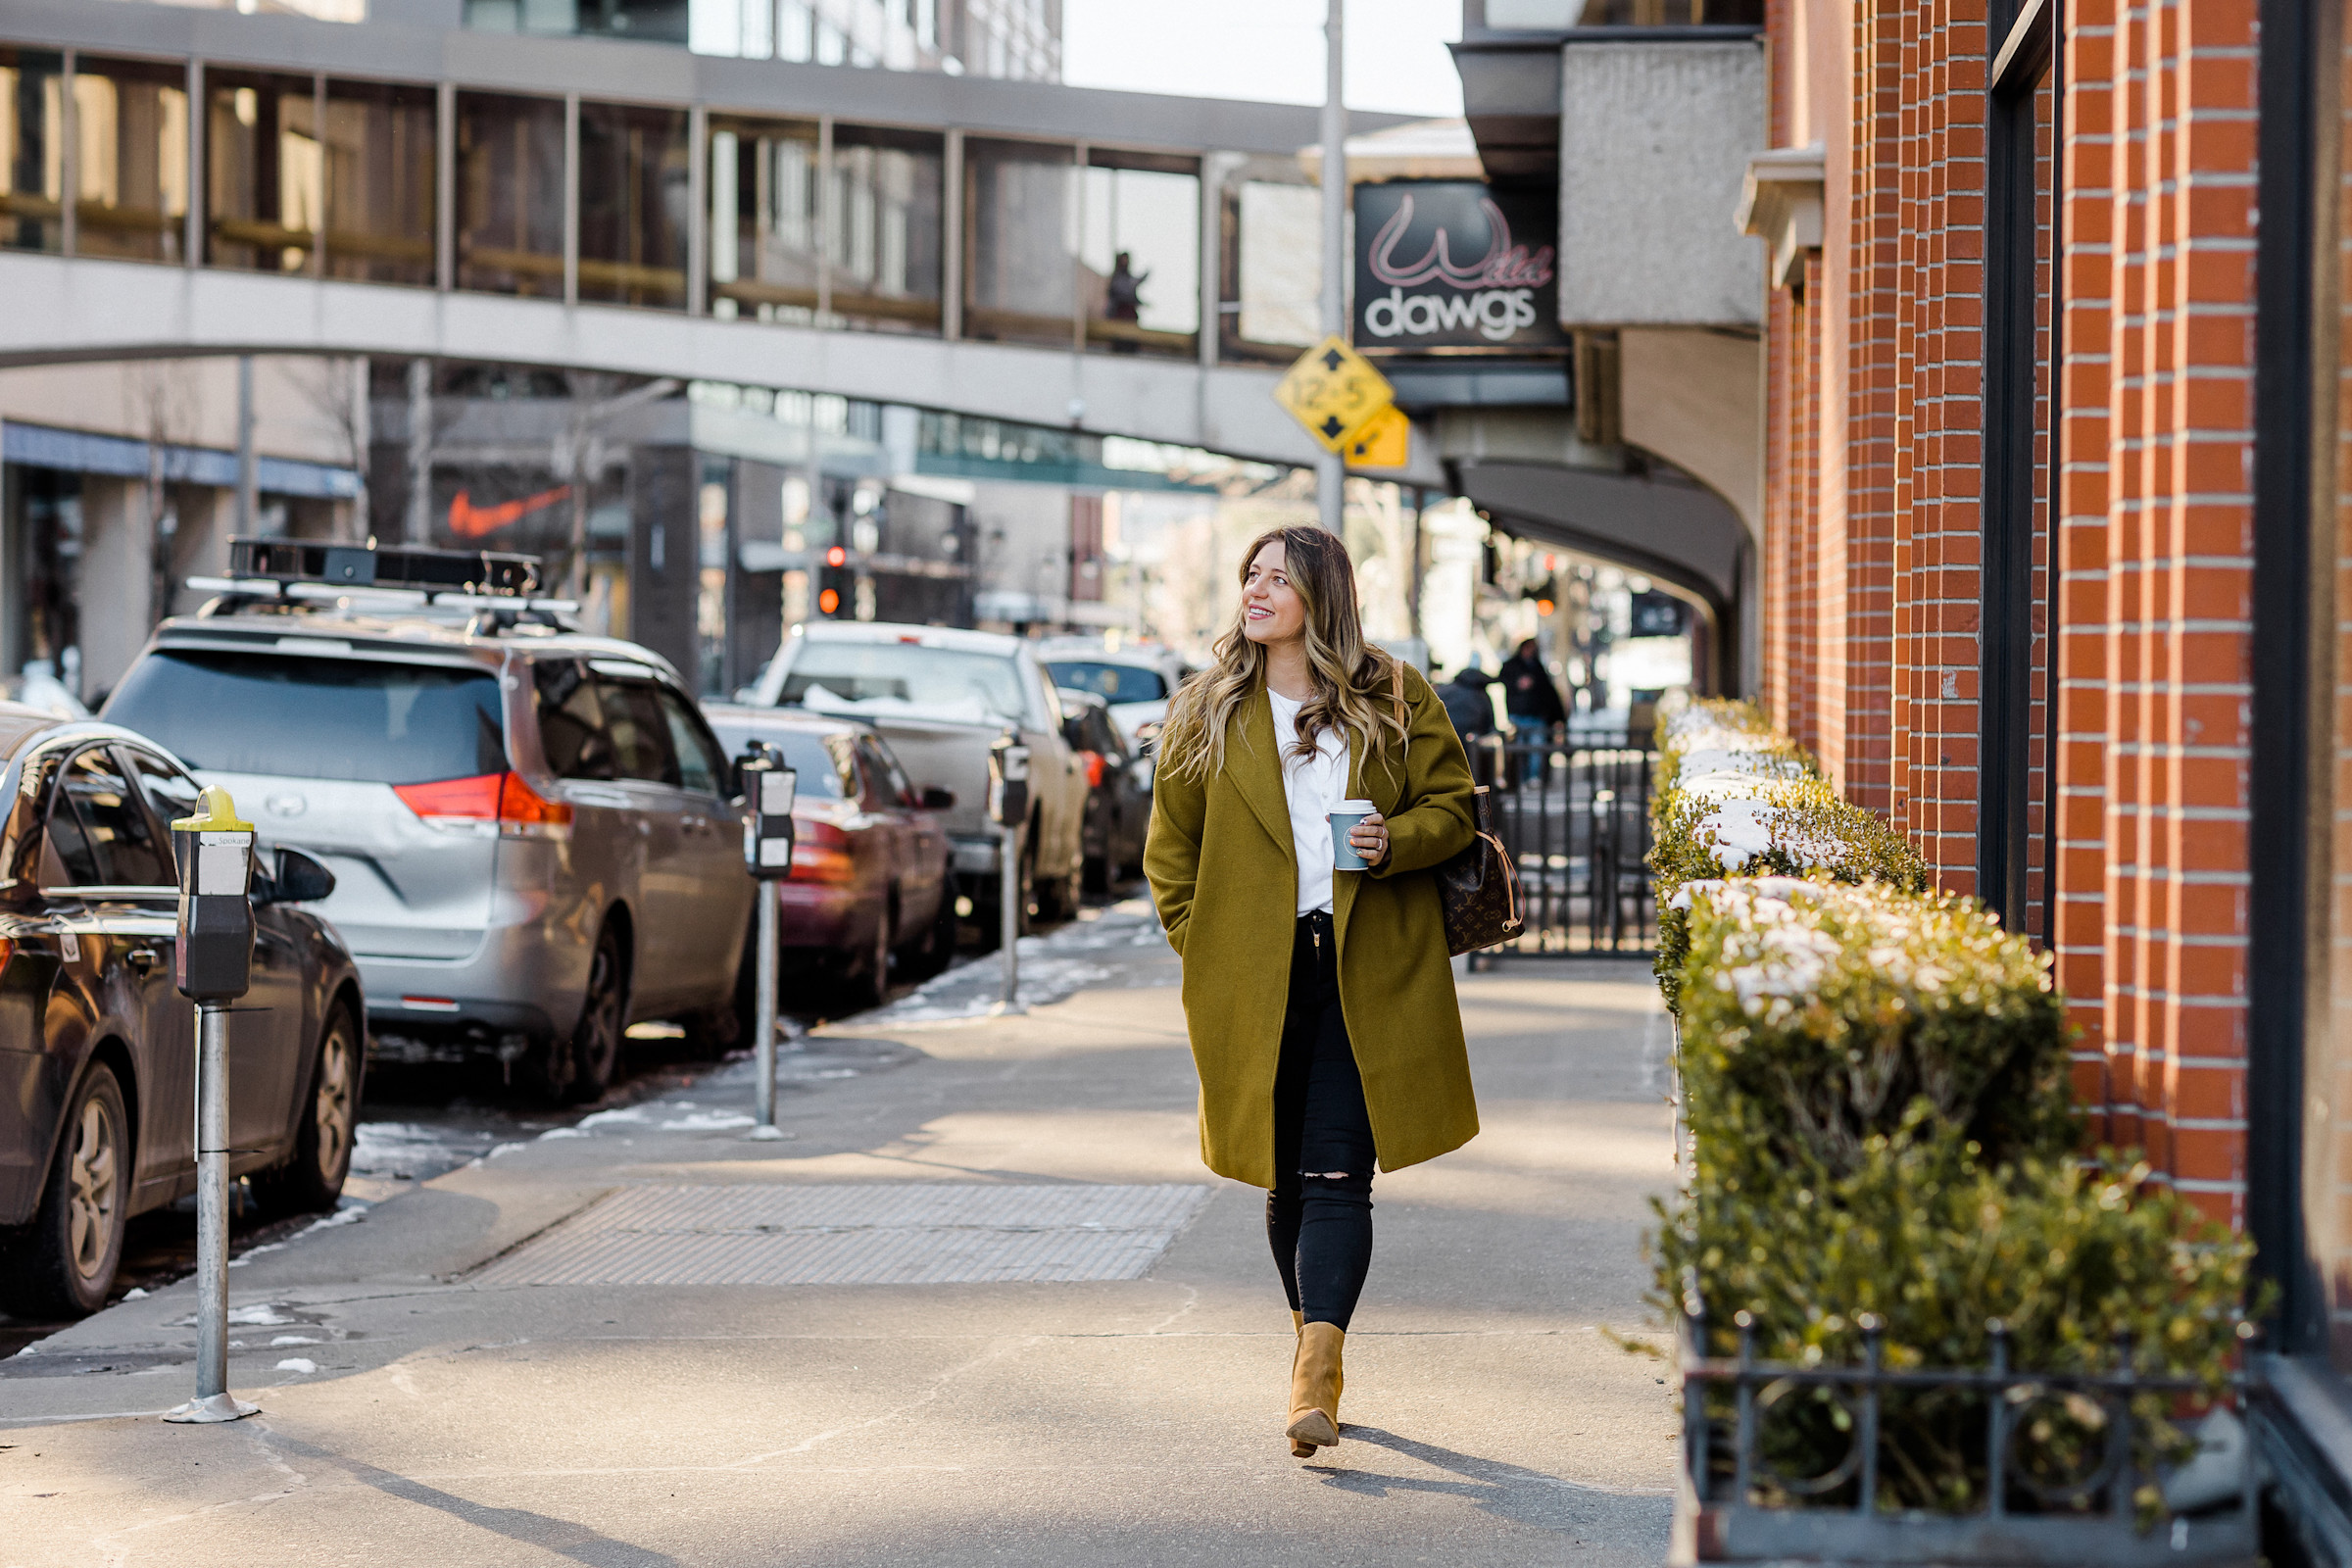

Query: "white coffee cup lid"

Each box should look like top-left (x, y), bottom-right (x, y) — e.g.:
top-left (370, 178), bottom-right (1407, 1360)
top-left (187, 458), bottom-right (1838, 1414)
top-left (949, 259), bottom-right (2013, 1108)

top-left (1336, 799), bottom-right (1375, 812)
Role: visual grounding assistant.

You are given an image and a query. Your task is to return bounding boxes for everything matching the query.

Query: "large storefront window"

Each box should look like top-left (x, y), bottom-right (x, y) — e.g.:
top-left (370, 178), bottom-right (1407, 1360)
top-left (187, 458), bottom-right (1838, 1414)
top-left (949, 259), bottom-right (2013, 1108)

top-left (576, 100), bottom-right (687, 309)
top-left (1, 49), bottom-right (64, 254)
top-left (963, 137), bottom-right (1076, 348)
top-left (828, 123), bottom-right (942, 334)
top-left (709, 115), bottom-right (819, 323)
top-left (204, 69), bottom-right (319, 272)
top-left (1216, 155), bottom-right (1319, 365)
top-left (74, 55), bottom-right (188, 265)
top-left (1080, 150), bottom-right (1198, 358)
top-left (456, 90), bottom-right (564, 298)
top-left (322, 77), bottom-right (435, 285)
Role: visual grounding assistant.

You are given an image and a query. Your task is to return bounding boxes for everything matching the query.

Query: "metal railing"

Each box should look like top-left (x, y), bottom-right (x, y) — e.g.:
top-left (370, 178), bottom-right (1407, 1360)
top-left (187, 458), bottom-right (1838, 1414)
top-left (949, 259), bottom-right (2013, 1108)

top-left (1469, 728), bottom-right (1656, 957)
top-left (1675, 1304), bottom-right (2256, 1566)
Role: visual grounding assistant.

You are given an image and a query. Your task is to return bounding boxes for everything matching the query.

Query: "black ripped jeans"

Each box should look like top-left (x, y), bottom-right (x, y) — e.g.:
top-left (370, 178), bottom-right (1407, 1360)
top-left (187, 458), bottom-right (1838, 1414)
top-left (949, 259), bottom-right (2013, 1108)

top-left (1266, 909), bottom-right (1377, 1331)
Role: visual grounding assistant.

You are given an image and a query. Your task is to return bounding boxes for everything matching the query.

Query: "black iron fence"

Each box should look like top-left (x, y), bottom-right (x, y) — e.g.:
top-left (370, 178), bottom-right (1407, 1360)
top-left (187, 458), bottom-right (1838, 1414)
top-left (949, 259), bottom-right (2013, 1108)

top-left (1466, 728), bottom-right (1656, 957)
top-left (1675, 1304), bottom-right (2256, 1566)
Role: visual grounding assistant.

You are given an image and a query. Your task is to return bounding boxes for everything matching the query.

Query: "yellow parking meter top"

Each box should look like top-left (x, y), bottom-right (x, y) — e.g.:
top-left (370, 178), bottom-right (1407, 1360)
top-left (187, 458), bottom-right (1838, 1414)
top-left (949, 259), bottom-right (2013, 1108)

top-left (172, 785), bottom-right (254, 834)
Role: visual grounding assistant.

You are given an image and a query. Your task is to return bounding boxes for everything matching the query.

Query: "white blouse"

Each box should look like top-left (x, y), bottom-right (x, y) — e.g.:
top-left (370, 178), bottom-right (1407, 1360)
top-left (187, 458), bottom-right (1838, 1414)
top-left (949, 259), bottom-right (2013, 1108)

top-left (1268, 688), bottom-right (1349, 915)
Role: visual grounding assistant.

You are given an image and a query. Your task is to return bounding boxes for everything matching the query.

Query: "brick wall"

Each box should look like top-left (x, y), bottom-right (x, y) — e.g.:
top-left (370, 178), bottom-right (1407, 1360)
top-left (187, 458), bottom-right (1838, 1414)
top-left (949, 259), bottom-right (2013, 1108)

top-left (1759, 0), bottom-right (2262, 1218)
top-left (2060, 0), bottom-right (2260, 1225)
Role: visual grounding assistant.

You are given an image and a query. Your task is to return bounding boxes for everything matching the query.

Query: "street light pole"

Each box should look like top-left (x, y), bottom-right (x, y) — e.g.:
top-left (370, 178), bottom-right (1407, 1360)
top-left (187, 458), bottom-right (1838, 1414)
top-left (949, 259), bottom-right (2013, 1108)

top-left (1318, 0), bottom-right (1346, 537)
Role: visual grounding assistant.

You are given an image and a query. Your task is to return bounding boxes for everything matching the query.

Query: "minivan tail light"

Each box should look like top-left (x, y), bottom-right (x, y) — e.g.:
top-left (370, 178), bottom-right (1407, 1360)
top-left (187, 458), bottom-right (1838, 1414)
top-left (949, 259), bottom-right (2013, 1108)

top-left (393, 773), bottom-right (502, 822)
top-left (394, 772), bottom-right (572, 840)
top-left (1080, 750), bottom-right (1105, 790)
top-left (496, 772), bottom-right (573, 839)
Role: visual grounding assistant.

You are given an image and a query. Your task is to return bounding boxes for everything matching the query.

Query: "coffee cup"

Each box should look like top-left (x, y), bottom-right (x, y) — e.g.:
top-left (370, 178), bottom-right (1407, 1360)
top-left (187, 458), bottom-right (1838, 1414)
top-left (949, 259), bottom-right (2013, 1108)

top-left (1328, 799), bottom-right (1378, 871)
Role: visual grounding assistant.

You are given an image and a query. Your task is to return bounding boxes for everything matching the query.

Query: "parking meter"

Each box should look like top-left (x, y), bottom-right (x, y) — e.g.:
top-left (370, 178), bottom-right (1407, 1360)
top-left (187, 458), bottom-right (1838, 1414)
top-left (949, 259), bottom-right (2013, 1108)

top-left (164, 784), bottom-right (259, 1425)
top-left (987, 732), bottom-right (1030, 1014)
top-left (988, 732), bottom-right (1031, 827)
top-left (737, 742), bottom-right (798, 876)
top-left (170, 786), bottom-right (256, 1003)
top-left (735, 744), bottom-right (798, 1141)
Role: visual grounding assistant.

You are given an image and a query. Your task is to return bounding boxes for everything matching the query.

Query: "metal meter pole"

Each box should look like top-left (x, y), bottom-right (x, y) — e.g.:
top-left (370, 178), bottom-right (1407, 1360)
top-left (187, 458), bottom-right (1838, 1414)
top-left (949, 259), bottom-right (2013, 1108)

top-left (752, 880), bottom-right (781, 1137)
top-left (735, 743), bottom-right (796, 1142)
top-left (987, 731), bottom-right (1030, 1015)
top-left (1317, 0), bottom-right (1347, 536)
top-left (164, 786), bottom-right (259, 1425)
top-left (999, 821), bottom-right (1022, 1011)
top-left (192, 1002), bottom-right (234, 1402)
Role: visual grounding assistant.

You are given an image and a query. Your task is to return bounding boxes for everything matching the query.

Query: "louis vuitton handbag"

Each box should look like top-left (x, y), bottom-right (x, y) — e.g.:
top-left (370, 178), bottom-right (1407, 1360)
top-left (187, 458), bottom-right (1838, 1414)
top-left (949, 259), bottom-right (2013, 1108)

top-left (1391, 664), bottom-right (1524, 956)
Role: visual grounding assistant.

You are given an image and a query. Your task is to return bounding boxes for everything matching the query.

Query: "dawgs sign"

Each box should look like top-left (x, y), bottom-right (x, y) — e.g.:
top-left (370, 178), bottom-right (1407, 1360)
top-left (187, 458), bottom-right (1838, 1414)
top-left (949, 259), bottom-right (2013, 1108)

top-left (1352, 181), bottom-right (1567, 356)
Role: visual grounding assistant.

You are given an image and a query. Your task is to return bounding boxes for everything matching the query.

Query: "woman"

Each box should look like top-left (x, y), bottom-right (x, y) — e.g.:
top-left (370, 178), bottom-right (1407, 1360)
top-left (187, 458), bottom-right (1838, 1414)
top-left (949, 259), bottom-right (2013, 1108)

top-left (1144, 524), bottom-right (1480, 1458)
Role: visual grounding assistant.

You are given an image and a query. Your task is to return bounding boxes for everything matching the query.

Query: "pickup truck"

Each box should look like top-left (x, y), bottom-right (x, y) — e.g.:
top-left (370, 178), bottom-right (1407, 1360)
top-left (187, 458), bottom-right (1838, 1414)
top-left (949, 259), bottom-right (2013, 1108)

top-left (741, 621), bottom-right (1088, 933)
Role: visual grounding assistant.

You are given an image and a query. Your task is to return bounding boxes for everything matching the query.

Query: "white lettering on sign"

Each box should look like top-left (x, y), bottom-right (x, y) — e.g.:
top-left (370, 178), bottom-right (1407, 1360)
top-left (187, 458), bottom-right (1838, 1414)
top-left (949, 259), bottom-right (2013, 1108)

top-left (1362, 286), bottom-right (1540, 343)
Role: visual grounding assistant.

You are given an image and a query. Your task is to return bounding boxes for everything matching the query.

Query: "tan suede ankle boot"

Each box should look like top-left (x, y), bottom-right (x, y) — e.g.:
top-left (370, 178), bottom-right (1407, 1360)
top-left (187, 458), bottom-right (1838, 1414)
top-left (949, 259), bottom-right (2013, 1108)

top-left (1289, 1311), bottom-right (1314, 1455)
top-left (1286, 1321), bottom-right (1345, 1451)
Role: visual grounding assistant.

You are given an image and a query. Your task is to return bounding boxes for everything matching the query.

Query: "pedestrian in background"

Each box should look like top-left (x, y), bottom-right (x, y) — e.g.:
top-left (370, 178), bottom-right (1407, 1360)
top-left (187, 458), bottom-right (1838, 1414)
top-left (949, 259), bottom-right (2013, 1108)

top-left (1497, 637), bottom-right (1565, 784)
top-left (1145, 523), bottom-right (1480, 1460)
top-left (1439, 662), bottom-right (1500, 786)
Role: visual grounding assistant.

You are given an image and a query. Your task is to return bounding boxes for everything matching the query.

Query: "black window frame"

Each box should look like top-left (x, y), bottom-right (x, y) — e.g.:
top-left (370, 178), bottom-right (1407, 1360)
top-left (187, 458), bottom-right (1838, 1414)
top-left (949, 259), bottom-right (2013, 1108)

top-left (1979, 0), bottom-right (2060, 936)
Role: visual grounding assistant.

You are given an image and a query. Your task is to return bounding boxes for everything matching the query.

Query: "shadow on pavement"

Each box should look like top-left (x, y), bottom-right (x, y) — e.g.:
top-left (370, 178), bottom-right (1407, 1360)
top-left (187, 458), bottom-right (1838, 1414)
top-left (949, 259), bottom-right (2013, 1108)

top-left (1309, 1423), bottom-right (1670, 1537)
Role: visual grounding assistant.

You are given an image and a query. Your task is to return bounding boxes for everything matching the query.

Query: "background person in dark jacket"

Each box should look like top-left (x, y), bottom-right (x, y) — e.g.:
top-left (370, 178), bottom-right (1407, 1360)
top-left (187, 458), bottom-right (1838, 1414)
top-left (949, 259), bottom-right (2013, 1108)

top-left (1498, 639), bottom-right (1565, 782)
top-left (1439, 663), bottom-right (1500, 783)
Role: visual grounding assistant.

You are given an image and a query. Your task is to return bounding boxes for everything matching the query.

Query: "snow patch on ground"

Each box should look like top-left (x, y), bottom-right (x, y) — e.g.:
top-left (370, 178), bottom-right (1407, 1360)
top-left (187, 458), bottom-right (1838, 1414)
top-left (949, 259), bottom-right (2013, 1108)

top-left (859, 899), bottom-right (1173, 1027)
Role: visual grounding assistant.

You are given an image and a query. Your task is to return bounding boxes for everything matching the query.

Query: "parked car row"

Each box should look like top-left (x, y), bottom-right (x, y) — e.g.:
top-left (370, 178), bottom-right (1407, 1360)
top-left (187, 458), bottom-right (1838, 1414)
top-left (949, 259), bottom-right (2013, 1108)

top-left (0, 535), bottom-right (1180, 1321)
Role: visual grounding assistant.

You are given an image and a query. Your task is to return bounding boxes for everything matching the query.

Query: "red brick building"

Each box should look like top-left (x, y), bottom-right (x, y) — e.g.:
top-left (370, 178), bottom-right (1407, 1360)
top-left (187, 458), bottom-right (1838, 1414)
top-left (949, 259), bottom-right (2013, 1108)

top-left (1744, 0), bottom-right (2352, 1540)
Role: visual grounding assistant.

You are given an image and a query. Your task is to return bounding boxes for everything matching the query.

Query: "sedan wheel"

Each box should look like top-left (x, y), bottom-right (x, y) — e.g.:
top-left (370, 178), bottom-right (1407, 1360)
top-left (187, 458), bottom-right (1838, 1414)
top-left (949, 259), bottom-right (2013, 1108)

top-left (0, 1063), bottom-right (129, 1318)
top-left (254, 1008), bottom-right (363, 1217)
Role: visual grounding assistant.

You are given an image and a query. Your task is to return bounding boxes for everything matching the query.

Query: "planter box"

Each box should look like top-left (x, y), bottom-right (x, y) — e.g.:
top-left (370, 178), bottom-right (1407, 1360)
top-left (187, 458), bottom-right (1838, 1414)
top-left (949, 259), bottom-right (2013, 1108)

top-left (1672, 1308), bottom-right (2258, 1568)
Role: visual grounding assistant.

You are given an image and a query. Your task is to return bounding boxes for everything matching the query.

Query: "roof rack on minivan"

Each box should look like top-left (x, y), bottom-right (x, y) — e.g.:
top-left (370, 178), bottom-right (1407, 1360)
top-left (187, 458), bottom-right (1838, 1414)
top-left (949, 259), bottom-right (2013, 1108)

top-left (186, 538), bottom-right (580, 622)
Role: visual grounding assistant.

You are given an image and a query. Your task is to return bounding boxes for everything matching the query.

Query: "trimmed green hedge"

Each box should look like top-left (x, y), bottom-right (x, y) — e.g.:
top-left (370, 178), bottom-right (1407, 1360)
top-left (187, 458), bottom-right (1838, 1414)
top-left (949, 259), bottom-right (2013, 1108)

top-left (1647, 704), bottom-right (1926, 1004)
top-left (1673, 878), bottom-right (2074, 1177)
top-left (1645, 708), bottom-right (2260, 1519)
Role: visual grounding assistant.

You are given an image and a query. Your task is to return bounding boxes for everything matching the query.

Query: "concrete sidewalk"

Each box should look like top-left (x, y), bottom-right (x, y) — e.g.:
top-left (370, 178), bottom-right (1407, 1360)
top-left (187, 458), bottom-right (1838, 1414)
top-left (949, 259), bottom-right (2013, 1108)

top-left (0, 912), bottom-right (1678, 1567)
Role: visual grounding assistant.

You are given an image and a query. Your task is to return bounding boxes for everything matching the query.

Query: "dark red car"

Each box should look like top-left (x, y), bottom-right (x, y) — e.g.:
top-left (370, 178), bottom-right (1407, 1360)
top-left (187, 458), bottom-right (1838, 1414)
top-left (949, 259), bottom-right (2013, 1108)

top-left (701, 706), bottom-right (956, 1008)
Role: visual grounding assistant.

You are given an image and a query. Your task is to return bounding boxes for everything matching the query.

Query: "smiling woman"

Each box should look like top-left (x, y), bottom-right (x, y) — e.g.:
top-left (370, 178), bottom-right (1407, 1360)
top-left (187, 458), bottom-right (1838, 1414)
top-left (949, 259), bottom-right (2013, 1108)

top-left (1145, 523), bottom-right (1477, 1460)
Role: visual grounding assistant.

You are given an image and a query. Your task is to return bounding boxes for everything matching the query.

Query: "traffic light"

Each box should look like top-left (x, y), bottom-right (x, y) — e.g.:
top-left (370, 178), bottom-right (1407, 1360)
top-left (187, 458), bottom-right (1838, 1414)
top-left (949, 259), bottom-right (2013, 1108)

top-left (816, 543), bottom-right (850, 618)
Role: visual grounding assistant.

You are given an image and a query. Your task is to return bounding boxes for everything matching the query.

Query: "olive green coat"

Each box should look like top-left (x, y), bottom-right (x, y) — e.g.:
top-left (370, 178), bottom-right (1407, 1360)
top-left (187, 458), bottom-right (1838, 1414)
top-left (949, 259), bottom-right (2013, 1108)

top-left (1144, 663), bottom-right (1481, 1187)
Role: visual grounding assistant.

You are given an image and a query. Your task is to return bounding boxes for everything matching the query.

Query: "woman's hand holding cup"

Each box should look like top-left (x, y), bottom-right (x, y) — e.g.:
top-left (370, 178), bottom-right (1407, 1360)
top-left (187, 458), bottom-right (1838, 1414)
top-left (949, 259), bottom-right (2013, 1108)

top-left (1330, 800), bottom-right (1388, 869)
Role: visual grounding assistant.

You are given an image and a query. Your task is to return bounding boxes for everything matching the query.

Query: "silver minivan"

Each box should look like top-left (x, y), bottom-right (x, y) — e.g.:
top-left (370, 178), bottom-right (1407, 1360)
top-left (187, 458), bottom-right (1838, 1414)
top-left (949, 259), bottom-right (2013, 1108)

top-left (104, 606), bottom-right (752, 1102)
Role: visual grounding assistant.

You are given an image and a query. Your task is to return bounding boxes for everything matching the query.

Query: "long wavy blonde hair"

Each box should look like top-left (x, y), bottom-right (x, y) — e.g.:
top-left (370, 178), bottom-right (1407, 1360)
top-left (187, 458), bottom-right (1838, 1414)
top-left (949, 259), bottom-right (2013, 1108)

top-left (1155, 524), bottom-right (1407, 785)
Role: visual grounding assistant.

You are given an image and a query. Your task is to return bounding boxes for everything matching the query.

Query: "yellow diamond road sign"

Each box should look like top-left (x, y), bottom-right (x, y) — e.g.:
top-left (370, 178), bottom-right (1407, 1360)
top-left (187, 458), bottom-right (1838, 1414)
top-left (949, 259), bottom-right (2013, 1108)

top-left (1348, 405), bottom-right (1410, 469)
top-left (1275, 335), bottom-right (1396, 454)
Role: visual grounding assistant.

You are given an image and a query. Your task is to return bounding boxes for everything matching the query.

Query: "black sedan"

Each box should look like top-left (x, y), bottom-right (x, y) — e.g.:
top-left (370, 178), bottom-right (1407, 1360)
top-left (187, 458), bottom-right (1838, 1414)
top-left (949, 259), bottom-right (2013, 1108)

top-left (1058, 689), bottom-right (1151, 891)
top-left (0, 709), bottom-right (364, 1317)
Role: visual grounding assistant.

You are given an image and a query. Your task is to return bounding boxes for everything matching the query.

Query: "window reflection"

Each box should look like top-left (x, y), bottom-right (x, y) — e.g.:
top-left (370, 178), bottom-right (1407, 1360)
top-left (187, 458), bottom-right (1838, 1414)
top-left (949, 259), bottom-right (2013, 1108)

top-left (1081, 150), bottom-right (1198, 358)
top-left (710, 115), bottom-right (820, 322)
top-left (73, 56), bottom-right (187, 264)
top-left (829, 123), bottom-right (941, 334)
top-left (963, 137), bottom-right (1075, 348)
top-left (321, 78), bottom-right (434, 285)
top-left (576, 101), bottom-right (687, 309)
top-left (204, 70), bottom-right (319, 272)
top-left (1219, 158), bottom-right (1321, 363)
top-left (457, 91), bottom-right (564, 298)
top-left (2318, 0), bottom-right (2352, 1371)
top-left (0, 49), bottom-right (65, 254)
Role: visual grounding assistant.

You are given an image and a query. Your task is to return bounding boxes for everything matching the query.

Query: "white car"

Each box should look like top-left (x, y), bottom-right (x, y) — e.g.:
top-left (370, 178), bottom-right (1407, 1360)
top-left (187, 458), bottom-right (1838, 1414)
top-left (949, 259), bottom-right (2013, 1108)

top-left (742, 621), bottom-right (1090, 931)
top-left (1035, 637), bottom-right (1192, 752)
